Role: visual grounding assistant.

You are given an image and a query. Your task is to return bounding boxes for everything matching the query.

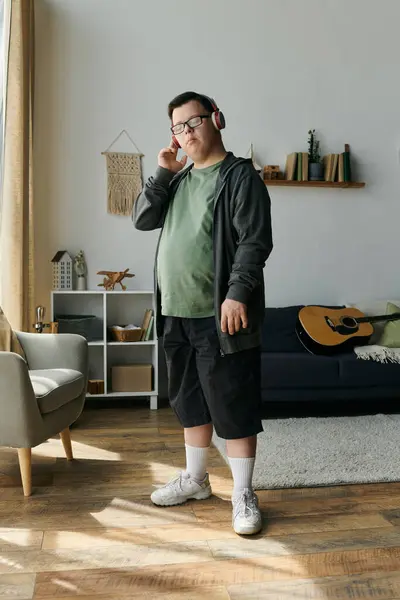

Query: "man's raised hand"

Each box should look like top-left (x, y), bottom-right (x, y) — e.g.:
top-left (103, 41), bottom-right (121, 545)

top-left (158, 139), bottom-right (188, 173)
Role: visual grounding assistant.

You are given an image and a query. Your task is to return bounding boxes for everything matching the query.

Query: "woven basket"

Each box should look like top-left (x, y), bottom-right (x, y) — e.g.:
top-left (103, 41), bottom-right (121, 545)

top-left (110, 327), bottom-right (143, 342)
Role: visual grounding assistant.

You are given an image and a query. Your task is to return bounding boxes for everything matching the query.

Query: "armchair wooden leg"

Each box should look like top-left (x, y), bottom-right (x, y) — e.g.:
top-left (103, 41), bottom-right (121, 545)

top-left (60, 428), bottom-right (73, 461)
top-left (17, 448), bottom-right (32, 497)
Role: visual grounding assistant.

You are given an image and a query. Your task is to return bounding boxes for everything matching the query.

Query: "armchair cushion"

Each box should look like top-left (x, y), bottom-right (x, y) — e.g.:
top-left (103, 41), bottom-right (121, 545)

top-left (30, 368), bottom-right (85, 414)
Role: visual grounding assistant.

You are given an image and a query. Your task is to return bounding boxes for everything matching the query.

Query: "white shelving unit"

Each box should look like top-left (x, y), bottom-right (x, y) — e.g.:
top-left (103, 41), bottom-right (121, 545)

top-left (50, 290), bottom-right (158, 409)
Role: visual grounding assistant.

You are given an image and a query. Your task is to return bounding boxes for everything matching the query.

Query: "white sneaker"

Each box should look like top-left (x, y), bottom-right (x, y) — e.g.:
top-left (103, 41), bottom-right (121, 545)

top-left (232, 488), bottom-right (262, 535)
top-left (151, 472), bottom-right (212, 506)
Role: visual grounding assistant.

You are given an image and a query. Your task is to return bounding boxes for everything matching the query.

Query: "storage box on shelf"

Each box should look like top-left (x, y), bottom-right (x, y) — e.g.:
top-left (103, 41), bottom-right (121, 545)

top-left (87, 379), bottom-right (105, 395)
top-left (111, 364), bottom-right (153, 393)
top-left (51, 290), bottom-right (158, 409)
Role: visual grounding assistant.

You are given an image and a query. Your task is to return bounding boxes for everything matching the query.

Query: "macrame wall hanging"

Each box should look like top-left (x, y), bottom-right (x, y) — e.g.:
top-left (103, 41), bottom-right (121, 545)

top-left (102, 130), bottom-right (144, 216)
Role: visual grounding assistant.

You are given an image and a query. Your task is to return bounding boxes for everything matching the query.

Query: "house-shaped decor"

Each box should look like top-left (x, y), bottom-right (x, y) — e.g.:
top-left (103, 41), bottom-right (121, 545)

top-left (51, 251), bottom-right (73, 290)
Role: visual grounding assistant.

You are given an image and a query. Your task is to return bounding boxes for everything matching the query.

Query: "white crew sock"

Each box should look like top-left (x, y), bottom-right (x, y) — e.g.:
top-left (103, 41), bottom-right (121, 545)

top-left (228, 457), bottom-right (256, 495)
top-left (185, 444), bottom-right (209, 482)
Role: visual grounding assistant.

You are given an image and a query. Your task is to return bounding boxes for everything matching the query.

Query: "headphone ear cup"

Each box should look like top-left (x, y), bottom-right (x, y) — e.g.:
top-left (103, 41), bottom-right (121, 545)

top-left (172, 135), bottom-right (181, 149)
top-left (211, 110), bottom-right (226, 131)
top-left (217, 110), bottom-right (226, 130)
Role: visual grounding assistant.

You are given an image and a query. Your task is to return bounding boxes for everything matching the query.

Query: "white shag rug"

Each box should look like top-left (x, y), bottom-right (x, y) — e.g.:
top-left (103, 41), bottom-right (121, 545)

top-left (212, 413), bottom-right (400, 489)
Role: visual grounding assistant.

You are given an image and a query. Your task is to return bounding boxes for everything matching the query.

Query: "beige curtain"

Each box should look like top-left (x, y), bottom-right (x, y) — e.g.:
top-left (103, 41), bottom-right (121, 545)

top-left (0, 0), bottom-right (35, 332)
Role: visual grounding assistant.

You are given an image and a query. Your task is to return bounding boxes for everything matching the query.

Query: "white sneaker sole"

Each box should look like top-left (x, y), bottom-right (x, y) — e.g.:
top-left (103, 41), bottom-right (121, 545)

top-left (151, 485), bottom-right (212, 507)
top-left (233, 521), bottom-right (262, 536)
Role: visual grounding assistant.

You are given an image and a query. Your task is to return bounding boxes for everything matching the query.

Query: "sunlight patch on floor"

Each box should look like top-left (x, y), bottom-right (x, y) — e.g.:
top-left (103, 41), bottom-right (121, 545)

top-left (42, 522), bottom-right (236, 549)
top-left (51, 578), bottom-right (78, 592)
top-left (146, 461), bottom-right (179, 478)
top-left (89, 497), bottom-right (198, 526)
top-left (0, 554), bottom-right (24, 570)
top-left (34, 440), bottom-right (121, 461)
top-left (229, 579), bottom-right (325, 600)
top-left (0, 529), bottom-right (42, 547)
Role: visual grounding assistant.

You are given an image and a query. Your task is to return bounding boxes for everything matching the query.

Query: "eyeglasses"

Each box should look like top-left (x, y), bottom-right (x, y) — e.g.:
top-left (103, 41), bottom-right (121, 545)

top-left (171, 115), bottom-right (210, 135)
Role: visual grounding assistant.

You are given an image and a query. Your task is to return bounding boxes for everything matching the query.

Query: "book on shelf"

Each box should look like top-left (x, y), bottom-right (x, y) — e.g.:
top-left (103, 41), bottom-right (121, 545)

top-left (323, 153), bottom-right (339, 182)
top-left (296, 152), bottom-right (303, 181)
top-left (332, 154), bottom-right (339, 182)
top-left (322, 154), bottom-right (330, 181)
top-left (323, 145), bottom-right (352, 183)
top-left (343, 143), bottom-right (351, 182)
top-left (338, 153), bottom-right (344, 182)
top-left (144, 315), bottom-right (154, 341)
top-left (301, 152), bottom-right (309, 181)
top-left (140, 309), bottom-right (153, 341)
top-left (285, 152), bottom-right (297, 180)
top-left (285, 152), bottom-right (309, 182)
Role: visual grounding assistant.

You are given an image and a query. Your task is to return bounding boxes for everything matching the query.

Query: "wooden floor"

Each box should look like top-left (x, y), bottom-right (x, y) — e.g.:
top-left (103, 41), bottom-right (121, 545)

top-left (1, 405), bottom-right (400, 599)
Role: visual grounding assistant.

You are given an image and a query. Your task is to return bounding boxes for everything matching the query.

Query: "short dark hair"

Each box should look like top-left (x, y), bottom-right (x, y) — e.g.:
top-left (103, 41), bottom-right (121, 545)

top-left (168, 91), bottom-right (215, 120)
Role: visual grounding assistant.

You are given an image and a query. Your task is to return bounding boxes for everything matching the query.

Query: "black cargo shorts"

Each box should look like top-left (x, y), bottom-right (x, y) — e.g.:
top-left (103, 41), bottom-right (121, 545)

top-left (162, 316), bottom-right (263, 440)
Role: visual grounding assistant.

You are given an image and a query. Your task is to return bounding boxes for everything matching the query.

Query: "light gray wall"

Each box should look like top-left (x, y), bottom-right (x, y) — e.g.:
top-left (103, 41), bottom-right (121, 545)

top-left (35, 0), bottom-right (400, 311)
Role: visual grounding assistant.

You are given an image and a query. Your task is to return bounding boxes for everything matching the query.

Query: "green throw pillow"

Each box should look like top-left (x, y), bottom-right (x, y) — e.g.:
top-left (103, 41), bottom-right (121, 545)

top-left (377, 302), bottom-right (400, 348)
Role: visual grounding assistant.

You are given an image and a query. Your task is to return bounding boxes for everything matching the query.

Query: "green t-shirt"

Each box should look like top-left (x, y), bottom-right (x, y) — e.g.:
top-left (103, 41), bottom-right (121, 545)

top-left (157, 161), bottom-right (222, 318)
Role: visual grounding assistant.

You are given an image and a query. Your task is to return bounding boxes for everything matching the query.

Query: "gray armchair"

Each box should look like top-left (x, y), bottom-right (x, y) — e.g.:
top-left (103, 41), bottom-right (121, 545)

top-left (0, 332), bottom-right (88, 496)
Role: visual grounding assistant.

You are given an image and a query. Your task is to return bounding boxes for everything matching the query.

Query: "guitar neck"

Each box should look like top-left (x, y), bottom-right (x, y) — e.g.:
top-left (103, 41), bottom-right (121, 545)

top-left (357, 312), bottom-right (400, 325)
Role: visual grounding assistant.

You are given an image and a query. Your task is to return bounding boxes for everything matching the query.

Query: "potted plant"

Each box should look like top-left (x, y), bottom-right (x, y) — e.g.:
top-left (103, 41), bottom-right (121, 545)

top-left (308, 129), bottom-right (323, 180)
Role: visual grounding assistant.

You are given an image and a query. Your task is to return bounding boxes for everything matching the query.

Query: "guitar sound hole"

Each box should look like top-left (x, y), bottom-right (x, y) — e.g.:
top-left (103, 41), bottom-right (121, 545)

top-left (341, 316), bottom-right (358, 330)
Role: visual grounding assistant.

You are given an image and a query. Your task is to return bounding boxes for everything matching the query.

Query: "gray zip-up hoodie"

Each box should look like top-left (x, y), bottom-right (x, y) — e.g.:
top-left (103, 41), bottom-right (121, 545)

top-left (133, 151), bottom-right (273, 355)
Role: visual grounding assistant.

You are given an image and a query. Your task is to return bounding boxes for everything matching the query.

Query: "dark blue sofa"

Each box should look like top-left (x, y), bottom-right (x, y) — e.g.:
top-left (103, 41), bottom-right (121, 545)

top-left (261, 306), bottom-right (400, 403)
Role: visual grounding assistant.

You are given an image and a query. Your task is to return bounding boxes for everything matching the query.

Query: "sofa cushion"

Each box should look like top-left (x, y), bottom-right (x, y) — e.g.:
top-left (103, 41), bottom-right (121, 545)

top-left (262, 305), bottom-right (346, 353)
top-left (29, 368), bottom-right (84, 414)
top-left (261, 352), bottom-right (339, 389)
top-left (262, 306), bottom-right (307, 353)
top-left (337, 354), bottom-right (400, 388)
top-left (377, 302), bottom-right (400, 347)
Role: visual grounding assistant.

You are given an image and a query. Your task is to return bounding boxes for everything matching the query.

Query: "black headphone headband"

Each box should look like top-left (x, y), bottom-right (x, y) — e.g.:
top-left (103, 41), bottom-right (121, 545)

top-left (200, 94), bottom-right (218, 112)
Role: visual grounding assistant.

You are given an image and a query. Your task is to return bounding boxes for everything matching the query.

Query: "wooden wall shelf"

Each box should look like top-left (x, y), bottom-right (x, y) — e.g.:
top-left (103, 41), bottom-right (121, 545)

top-left (264, 180), bottom-right (365, 188)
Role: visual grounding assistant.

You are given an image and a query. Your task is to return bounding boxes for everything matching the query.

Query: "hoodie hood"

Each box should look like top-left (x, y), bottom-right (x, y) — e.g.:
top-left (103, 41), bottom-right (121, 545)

top-left (219, 152), bottom-right (253, 180)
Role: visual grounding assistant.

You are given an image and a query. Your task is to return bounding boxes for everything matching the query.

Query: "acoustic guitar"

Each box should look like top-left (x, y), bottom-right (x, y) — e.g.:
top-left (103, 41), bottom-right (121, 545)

top-left (296, 305), bottom-right (400, 355)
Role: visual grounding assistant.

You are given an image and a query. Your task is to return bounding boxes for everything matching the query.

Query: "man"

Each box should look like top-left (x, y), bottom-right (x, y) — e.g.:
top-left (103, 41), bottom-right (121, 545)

top-left (134, 92), bottom-right (273, 535)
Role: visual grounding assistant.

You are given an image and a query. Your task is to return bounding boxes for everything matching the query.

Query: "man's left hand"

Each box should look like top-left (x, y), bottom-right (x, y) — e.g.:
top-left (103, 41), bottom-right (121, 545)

top-left (221, 299), bottom-right (248, 335)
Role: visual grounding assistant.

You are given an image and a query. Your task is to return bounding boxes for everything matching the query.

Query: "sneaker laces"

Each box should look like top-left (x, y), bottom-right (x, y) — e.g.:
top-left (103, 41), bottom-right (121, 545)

top-left (165, 472), bottom-right (190, 491)
top-left (233, 488), bottom-right (259, 519)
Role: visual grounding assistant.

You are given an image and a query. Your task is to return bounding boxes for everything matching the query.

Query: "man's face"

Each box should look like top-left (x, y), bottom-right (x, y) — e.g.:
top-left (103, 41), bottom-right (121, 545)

top-left (171, 100), bottom-right (218, 162)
